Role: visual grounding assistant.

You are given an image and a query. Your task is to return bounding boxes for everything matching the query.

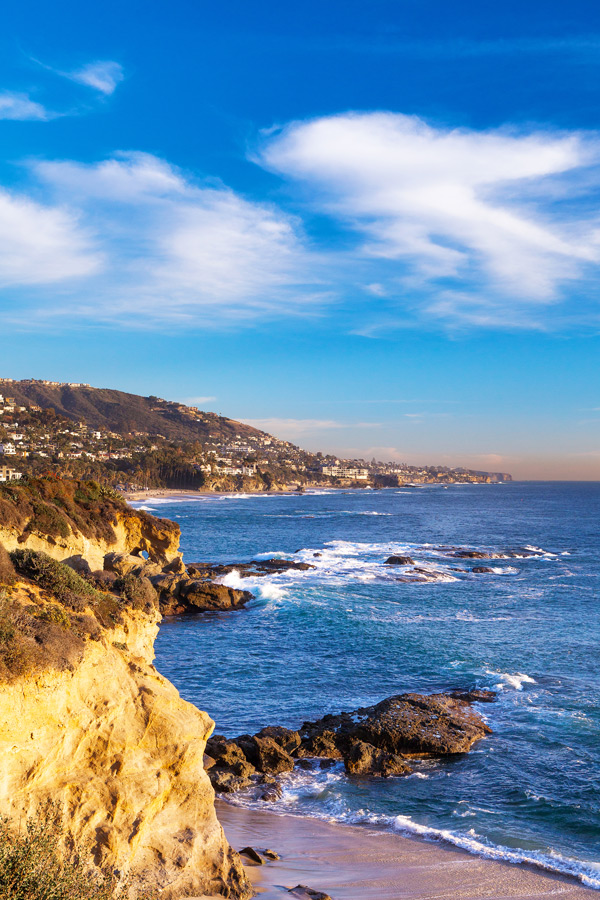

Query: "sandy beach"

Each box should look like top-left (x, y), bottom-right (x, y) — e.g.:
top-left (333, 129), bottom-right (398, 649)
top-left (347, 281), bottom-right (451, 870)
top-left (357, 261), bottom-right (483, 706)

top-left (213, 802), bottom-right (595, 900)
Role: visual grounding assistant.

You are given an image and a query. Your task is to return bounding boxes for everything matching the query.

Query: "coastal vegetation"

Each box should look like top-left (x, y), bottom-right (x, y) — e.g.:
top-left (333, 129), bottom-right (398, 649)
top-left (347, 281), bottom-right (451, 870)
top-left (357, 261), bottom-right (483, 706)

top-left (0, 802), bottom-right (152, 900)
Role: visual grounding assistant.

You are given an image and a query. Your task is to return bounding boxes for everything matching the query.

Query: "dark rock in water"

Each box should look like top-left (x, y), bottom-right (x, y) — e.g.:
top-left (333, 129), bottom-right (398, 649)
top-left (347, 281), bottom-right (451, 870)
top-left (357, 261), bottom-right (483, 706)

top-left (288, 886), bottom-right (332, 900)
top-left (452, 550), bottom-right (491, 559)
top-left (296, 730), bottom-right (343, 760)
top-left (209, 770), bottom-right (253, 793)
top-left (187, 557), bottom-right (315, 580)
top-left (449, 688), bottom-right (497, 703)
top-left (472, 566), bottom-right (494, 574)
top-left (239, 846), bottom-right (264, 865)
top-left (255, 725), bottom-right (301, 755)
top-left (149, 570), bottom-right (252, 615)
top-left (206, 735), bottom-right (255, 776)
top-left (251, 735), bottom-right (295, 774)
top-left (181, 579), bottom-right (252, 612)
top-left (208, 690), bottom-right (493, 797)
top-left (262, 848), bottom-right (280, 860)
top-left (385, 555), bottom-right (415, 566)
top-left (259, 785), bottom-right (283, 802)
top-left (344, 739), bottom-right (412, 777)
top-left (301, 693), bottom-right (491, 757)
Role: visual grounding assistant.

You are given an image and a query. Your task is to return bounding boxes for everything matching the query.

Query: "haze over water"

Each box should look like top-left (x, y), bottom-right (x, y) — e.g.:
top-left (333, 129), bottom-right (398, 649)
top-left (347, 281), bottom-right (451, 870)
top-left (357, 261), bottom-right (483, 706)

top-left (139, 484), bottom-right (600, 888)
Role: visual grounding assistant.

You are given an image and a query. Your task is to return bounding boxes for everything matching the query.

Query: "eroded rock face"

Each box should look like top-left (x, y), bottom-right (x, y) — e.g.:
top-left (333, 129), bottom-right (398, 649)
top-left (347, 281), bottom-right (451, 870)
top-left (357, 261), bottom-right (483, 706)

top-left (0, 592), bottom-right (251, 899)
top-left (0, 506), bottom-right (181, 572)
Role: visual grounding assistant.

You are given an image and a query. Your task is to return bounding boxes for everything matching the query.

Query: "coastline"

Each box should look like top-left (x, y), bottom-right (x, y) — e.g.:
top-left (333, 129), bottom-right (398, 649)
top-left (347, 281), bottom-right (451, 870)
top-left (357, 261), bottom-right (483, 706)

top-left (213, 801), bottom-right (595, 900)
top-left (122, 486), bottom-right (344, 502)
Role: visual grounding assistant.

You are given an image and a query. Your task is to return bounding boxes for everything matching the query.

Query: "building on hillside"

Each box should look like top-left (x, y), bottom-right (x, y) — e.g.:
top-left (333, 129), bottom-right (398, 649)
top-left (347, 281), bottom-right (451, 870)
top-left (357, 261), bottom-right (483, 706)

top-left (0, 465), bottom-right (22, 482)
top-left (0, 443), bottom-right (16, 456)
top-left (321, 465), bottom-right (369, 480)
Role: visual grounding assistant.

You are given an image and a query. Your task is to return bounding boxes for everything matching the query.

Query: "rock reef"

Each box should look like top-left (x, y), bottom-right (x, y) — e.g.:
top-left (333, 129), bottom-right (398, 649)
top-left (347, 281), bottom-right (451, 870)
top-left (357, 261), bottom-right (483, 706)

top-left (206, 691), bottom-right (494, 796)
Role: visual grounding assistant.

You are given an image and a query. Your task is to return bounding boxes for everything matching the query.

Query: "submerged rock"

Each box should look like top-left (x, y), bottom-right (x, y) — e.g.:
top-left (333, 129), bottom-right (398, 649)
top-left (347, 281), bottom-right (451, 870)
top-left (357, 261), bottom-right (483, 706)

top-left (187, 557), bottom-right (315, 579)
top-left (449, 688), bottom-right (497, 703)
top-left (472, 566), bottom-right (495, 574)
top-left (288, 886), bottom-right (332, 900)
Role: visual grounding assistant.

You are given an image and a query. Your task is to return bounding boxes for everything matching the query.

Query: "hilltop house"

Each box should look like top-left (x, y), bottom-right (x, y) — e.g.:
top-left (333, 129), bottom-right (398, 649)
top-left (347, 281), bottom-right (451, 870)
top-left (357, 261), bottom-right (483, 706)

top-left (0, 465), bottom-right (22, 482)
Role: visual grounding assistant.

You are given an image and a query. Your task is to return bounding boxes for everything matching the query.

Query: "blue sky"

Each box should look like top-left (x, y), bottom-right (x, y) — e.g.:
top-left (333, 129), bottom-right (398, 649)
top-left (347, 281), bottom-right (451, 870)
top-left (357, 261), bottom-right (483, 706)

top-left (1, 0), bottom-right (599, 478)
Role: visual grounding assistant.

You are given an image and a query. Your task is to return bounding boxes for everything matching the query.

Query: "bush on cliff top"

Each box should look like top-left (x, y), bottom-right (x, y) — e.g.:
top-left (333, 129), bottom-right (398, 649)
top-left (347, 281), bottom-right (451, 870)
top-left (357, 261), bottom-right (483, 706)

top-left (0, 477), bottom-right (124, 544)
top-left (0, 546), bottom-right (15, 586)
top-left (0, 802), bottom-right (158, 900)
top-left (10, 550), bottom-right (102, 611)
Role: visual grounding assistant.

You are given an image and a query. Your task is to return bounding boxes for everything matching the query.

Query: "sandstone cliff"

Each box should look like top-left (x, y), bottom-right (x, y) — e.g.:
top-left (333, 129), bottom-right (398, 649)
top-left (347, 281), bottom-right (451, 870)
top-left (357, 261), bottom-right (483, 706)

top-left (0, 478), bottom-right (252, 899)
top-left (0, 582), bottom-right (250, 898)
top-left (0, 478), bottom-right (181, 570)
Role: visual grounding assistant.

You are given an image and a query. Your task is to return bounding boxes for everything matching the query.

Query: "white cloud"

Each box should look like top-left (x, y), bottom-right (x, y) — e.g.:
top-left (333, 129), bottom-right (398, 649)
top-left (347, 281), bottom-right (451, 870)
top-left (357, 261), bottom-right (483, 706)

top-left (0, 92), bottom-right (49, 121)
top-left (0, 189), bottom-right (100, 287)
top-left (184, 396), bottom-right (217, 405)
top-left (258, 112), bottom-right (600, 325)
top-left (241, 418), bottom-right (382, 441)
top-left (67, 61), bottom-right (124, 95)
top-left (2, 152), bottom-right (324, 327)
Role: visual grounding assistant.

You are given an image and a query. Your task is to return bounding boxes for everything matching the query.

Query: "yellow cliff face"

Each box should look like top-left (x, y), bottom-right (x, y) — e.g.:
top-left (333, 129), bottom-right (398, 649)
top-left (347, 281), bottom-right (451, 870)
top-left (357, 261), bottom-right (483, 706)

top-left (0, 505), bottom-right (182, 571)
top-left (0, 594), bottom-right (251, 898)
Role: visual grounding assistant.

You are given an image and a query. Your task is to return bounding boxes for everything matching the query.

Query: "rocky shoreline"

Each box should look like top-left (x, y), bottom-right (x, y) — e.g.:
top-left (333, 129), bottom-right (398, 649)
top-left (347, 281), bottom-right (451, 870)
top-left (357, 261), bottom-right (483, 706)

top-left (204, 690), bottom-right (495, 799)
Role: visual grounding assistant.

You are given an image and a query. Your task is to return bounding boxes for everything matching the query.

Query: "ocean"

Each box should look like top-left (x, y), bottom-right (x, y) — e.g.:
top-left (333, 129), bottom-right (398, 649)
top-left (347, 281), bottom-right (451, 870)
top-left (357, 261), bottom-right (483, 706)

top-left (132, 483), bottom-right (600, 888)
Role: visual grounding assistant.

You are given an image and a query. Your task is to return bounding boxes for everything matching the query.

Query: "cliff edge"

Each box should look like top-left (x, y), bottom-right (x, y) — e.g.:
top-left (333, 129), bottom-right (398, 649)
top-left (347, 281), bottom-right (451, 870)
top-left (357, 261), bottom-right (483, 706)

top-left (0, 478), bottom-right (251, 898)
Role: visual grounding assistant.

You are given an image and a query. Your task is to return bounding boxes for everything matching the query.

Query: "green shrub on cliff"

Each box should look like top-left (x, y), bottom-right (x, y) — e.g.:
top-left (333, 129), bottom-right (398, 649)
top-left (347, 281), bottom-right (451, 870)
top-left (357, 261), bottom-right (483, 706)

top-left (28, 502), bottom-right (71, 540)
top-left (112, 573), bottom-right (158, 611)
top-left (0, 802), bottom-right (158, 899)
top-left (10, 550), bottom-right (101, 611)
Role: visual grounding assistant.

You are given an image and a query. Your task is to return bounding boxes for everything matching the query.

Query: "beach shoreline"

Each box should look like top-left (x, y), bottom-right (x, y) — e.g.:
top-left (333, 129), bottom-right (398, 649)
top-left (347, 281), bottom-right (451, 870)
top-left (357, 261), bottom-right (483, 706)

top-left (212, 801), bottom-right (596, 900)
top-left (121, 486), bottom-right (348, 502)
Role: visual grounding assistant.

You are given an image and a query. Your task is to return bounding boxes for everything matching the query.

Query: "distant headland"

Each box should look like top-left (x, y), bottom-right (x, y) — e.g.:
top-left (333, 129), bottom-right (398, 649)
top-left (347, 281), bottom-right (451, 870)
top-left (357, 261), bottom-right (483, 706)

top-left (0, 379), bottom-right (511, 491)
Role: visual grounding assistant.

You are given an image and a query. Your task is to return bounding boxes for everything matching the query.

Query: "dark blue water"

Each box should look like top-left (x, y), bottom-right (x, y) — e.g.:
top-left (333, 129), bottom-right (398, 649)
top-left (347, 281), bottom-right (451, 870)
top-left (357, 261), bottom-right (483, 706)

top-left (135, 483), bottom-right (600, 887)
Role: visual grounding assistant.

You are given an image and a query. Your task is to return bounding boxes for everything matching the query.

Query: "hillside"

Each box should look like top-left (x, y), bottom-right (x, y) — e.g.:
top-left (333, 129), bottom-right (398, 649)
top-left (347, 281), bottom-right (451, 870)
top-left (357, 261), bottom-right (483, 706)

top-left (0, 379), bottom-right (512, 487)
top-left (1, 379), bottom-right (277, 446)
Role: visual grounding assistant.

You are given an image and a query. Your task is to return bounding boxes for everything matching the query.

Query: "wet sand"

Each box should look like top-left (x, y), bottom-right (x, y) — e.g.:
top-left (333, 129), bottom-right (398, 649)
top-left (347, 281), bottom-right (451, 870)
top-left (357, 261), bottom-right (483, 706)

top-left (214, 801), bottom-right (595, 900)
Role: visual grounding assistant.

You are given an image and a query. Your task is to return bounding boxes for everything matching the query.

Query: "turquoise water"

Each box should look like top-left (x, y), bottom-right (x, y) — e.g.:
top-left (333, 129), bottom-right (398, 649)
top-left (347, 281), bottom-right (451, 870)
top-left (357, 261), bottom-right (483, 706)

top-left (136, 483), bottom-right (600, 887)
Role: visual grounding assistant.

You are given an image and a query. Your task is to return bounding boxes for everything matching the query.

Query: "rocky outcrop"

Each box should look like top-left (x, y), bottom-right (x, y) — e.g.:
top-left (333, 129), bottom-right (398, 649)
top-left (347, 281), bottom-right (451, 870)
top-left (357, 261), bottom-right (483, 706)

top-left (0, 577), bottom-right (251, 899)
top-left (187, 558), bottom-right (315, 579)
top-left (206, 691), bottom-right (494, 795)
top-left (0, 480), bottom-right (181, 571)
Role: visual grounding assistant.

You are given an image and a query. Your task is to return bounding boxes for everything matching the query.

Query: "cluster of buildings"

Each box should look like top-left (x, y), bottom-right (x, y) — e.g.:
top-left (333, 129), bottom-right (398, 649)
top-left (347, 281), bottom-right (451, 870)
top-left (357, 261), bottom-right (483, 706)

top-left (0, 386), bottom-right (511, 487)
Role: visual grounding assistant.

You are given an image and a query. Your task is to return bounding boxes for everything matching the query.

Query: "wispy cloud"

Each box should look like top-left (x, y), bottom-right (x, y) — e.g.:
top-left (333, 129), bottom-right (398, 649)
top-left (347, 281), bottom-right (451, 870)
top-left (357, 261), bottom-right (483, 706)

top-left (0, 91), bottom-right (49, 121)
top-left (183, 396), bottom-right (217, 406)
top-left (66, 61), bottom-right (124, 95)
top-left (241, 418), bottom-right (381, 440)
top-left (258, 112), bottom-right (600, 329)
top-left (0, 188), bottom-right (100, 287)
top-left (1, 152), bottom-right (326, 328)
